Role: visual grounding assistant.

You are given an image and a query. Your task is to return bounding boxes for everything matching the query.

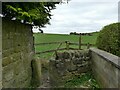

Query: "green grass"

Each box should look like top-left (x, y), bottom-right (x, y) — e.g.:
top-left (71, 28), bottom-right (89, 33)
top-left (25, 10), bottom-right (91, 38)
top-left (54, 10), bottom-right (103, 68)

top-left (34, 32), bottom-right (99, 59)
top-left (64, 72), bottom-right (100, 88)
top-left (34, 33), bottom-right (98, 44)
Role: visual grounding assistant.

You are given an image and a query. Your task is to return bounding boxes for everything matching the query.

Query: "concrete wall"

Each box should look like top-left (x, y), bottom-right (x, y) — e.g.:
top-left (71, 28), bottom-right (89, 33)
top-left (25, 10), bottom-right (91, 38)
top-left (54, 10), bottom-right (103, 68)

top-left (49, 50), bottom-right (91, 87)
top-left (2, 18), bottom-right (34, 88)
top-left (90, 48), bottom-right (120, 88)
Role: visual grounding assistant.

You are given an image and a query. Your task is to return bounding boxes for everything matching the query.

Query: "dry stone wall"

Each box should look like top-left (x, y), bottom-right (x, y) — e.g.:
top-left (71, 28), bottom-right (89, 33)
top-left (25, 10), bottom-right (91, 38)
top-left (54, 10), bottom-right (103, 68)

top-left (49, 48), bottom-right (120, 88)
top-left (2, 18), bottom-right (34, 88)
top-left (49, 50), bottom-right (91, 87)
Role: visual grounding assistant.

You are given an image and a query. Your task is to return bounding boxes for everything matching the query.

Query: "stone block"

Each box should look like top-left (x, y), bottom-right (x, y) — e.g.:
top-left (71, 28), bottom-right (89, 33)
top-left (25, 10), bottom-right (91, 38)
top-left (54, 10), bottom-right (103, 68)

top-left (14, 46), bottom-right (22, 53)
top-left (56, 52), bottom-right (70, 60)
top-left (77, 65), bottom-right (90, 73)
top-left (2, 56), bottom-right (13, 67)
top-left (67, 63), bottom-right (77, 72)
top-left (63, 52), bottom-right (70, 59)
top-left (0, 70), bottom-right (2, 82)
top-left (2, 71), bottom-right (14, 82)
top-left (2, 39), bottom-right (11, 50)
top-left (2, 79), bottom-right (15, 88)
top-left (0, 81), bottom-right (2, 89)
top-left (84, 57), bottom-right (90, 61)
top-left (2, 18), bottom-right (33, 88)
top-left (3, 52), bottom-right (22, 67)
top-left (31, 59), bottom-right (41, 86)
top-left (23, 59), bottom-right (31, 70)
top-left (2, 64), bottom-right (14, 82)
top-left (21, 77), bottom-right (31, 88)
top-left (0, 43), bottom-right (1, 50)
top-left (14, 70), bottom-right (31, 87)
top-left (2, 49), bottom-right (12, 58)
top-left (74, 52), bottom-right (80, 58)
top-left (73, 58), bottom-right (82, 65)
top-left (13, 60), bottom-right (24, 75)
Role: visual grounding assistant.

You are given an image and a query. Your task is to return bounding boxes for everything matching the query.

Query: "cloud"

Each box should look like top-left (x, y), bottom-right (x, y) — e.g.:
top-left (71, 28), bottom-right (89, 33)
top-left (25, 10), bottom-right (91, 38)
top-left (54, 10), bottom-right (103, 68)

top-left (33, 0), bottom-right (119, 34)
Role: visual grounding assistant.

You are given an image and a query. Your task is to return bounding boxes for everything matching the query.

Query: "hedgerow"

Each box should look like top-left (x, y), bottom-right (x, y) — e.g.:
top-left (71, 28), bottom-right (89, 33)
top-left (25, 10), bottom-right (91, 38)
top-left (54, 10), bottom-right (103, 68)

top-left (96, 23), bottom-right (120, 57)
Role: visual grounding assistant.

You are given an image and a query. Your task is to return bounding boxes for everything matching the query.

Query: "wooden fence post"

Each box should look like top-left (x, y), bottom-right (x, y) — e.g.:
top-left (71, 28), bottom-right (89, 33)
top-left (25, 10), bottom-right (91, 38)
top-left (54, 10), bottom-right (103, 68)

top-left (87, 43), bottom-right (90, 49)
top-left (79, 33), bottom-right (81, 50)
top-left (65, 41), bottom-right (69, 50)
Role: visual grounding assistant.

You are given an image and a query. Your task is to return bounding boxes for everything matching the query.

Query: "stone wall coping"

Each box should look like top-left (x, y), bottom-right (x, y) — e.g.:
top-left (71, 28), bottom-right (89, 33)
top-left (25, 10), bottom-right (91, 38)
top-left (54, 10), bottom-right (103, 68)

top-left (90, 48), bottom-right (120, 69)
top-left (2, 17), bottom-right (32, 26)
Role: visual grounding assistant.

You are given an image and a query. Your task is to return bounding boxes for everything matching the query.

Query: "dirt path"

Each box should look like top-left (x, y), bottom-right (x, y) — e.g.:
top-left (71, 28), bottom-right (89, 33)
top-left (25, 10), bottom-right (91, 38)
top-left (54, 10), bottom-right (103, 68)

top-left (39, 68), bottom-right (50, 88)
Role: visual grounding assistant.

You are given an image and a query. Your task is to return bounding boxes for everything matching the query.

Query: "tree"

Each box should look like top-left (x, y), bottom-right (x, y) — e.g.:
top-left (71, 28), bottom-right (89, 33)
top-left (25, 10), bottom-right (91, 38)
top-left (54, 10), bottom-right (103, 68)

top-left (2, 2), bottom-right (59, 27)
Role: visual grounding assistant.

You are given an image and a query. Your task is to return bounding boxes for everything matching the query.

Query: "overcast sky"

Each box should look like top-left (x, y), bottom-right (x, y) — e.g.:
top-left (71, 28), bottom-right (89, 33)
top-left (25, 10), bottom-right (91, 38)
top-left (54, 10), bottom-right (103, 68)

top-left (33, 0), bottom-right (119, 34)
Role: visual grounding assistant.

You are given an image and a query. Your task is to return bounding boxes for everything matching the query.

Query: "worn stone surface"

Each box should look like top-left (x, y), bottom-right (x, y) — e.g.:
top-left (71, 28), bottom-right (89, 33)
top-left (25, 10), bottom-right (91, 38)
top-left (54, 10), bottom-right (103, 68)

top-left (31, 58), bottom-right (41, 87)
top-left (90, 48), bottom-right (120, 88)
top-left (0, 16), bottom-right (2, 89)
top-left (0, 53), bottom-right (2, 89)
top-left (49, 50), bottom-right (91, 87)
top-left (2, 18), bottom-right (34, 88)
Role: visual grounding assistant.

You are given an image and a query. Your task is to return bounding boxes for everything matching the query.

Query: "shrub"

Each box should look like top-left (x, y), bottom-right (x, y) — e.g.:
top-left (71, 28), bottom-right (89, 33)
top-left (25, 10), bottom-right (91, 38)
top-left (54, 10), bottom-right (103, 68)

top-left (96, 23), bottom-right (120, 57)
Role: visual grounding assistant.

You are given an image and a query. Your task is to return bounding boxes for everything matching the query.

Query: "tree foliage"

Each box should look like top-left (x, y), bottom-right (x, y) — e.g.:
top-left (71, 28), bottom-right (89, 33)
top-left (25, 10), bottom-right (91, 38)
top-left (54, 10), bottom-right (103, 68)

top-left (2, 2), bottom-right (59, 27)
top-left (96, 23), bottom-right (120, 57)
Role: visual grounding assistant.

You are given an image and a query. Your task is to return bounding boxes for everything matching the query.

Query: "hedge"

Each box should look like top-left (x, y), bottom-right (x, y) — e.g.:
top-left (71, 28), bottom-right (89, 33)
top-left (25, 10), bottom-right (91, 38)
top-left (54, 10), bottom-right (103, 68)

top-left (96, 23), bottom-right (120, 57)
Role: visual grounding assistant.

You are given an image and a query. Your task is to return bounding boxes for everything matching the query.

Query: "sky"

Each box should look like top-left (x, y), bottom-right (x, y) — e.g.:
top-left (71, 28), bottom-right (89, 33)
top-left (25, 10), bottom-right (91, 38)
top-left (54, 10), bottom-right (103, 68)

top-left (33, 0), bottom-right (120, 34)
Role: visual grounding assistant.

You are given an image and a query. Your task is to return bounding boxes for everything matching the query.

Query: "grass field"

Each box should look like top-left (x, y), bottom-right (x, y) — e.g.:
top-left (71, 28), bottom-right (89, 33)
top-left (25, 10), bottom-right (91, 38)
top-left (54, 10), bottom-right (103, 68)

top-left (34, 32), bottom-right (99, 59)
